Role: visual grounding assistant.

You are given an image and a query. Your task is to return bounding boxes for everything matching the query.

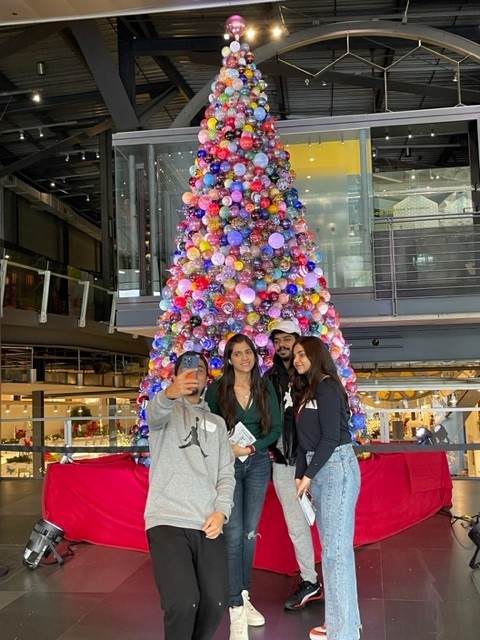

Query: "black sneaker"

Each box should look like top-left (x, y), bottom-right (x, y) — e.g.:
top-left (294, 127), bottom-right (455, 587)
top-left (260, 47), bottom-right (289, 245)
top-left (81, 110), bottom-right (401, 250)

top-left (284, 580), bottom-right (323, 610)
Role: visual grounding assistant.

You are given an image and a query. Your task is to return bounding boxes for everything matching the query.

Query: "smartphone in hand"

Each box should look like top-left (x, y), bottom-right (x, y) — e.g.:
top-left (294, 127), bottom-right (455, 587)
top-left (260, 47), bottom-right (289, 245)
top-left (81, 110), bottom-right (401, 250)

top-left (179, 354), bottom-right (199, 379)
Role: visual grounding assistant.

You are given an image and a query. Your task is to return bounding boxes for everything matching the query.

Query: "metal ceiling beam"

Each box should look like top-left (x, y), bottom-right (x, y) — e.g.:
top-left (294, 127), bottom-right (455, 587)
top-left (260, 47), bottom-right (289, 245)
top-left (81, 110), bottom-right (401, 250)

top-left (132, 35), bottom-right (224, 54)
top-left (172, 20), bottom-right (480, 127)
top-left (3, 81), bottom-right (173, 114)
top-left (137, 86), bottom-right (179, 126)
top-left (125, 16), bottom-right (195, 104)
top-left (68, 20), bottom-right (139, 131)
top-left (258, 61), bottom-right (480, 103)
top-left (117, 19), bottom-right (136, 108)
top-left (153, 54), bottom-right (194, 101)
top-left (59, 27), bottom-right (91, 74)
top-left (0, 119), bottom-right (113, 179)
top-left (0, 71), bottom-right (70, 152)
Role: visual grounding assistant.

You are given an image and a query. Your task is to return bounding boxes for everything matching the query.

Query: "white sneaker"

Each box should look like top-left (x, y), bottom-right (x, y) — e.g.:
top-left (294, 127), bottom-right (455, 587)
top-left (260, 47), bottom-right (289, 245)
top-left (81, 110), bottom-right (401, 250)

top-left (241, 590), bottom-right (265, 626)
top-left (229, 606), bottom-right (248, 640)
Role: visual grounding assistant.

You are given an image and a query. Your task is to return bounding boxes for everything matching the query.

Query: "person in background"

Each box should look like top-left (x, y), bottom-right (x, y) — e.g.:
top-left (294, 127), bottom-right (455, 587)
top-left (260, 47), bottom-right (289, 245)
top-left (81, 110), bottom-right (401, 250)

top-left (292, 336), bottom-right (361, 640)
top-left (205, 333), bottom-right (282, 640)
top-left (145, 351), bottom-right (235, 640)
top-left (265, 319), bottom-right (323, 611)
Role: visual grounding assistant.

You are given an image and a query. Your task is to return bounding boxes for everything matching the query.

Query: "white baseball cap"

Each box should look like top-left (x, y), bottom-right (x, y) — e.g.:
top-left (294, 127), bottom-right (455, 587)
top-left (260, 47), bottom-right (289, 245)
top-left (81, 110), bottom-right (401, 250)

top-left (269, 319), bottom-right (302, 338)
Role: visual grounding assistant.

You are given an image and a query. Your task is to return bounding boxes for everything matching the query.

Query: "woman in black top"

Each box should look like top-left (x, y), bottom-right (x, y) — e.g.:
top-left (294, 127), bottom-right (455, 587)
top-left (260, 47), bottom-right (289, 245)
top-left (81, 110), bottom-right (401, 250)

top-left (292, 336), bottom-right (361, 640)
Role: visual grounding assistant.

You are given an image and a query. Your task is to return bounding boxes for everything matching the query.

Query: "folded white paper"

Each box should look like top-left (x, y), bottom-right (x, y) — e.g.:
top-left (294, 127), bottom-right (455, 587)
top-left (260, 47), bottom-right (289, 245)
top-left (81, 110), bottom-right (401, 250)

top-left (229, 421), bottom-right (256, 462)
top-left (299, 492), bottom-right (316, 526)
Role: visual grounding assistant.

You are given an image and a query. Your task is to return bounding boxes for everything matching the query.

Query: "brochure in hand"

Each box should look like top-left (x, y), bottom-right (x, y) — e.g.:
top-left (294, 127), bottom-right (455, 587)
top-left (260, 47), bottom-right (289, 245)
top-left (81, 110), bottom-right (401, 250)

top-left (229, 421), bottom-right (256, 462)
top-left (299, 491), bottom-right (316, 526)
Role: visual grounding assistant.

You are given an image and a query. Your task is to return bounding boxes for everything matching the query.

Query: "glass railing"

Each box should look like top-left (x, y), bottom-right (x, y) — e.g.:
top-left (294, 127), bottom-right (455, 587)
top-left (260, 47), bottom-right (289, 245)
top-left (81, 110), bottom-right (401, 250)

top-left (0, 414), bottom-right (139, 478)
top-left (373, 211), bottom-right (480, 302)
top-left (2, 408), bottom-right (480, 478)
top-left (361, 404), bottom-right (480, 478)
top-left (1, 242), bottom-right (115, 325)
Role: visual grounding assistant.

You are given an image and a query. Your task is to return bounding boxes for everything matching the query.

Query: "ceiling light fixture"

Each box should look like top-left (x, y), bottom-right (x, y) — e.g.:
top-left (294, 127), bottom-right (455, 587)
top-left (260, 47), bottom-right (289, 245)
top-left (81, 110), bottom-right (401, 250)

top-left (271, 25), bottom-right (283, 39)
top-left (65, 154), bottom-right (69, 162)
top-left (5, 404), bottom-right (11, 414)
top-left (19, 131), bottom-right (25, 140)
top-left (38, 128), bottom-right (44, 138)
top-left (31, 91), bottom-right (41, 103)
top-left (23, 405), bottom-right (28, 414)
top-left (53, 405), bottom-right (58, 413)
top-left (37, 61), bottom-right (45, 75)
top-left (81, 152), bottom-right (86, 160)
top-left (0, 88), bottom-right (41, 99)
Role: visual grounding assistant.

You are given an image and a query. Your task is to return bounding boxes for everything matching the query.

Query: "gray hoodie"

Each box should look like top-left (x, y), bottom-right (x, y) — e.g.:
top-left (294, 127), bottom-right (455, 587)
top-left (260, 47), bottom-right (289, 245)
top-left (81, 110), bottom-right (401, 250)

top-left (144, 390), bottom-right (235, 532)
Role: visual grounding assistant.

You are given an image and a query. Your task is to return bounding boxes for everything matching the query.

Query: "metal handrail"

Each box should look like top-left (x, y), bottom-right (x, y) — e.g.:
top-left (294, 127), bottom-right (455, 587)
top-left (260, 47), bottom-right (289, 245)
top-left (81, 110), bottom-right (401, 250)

top-left (372, 211), bottom-right (480, 306)
top-left (1, 251), bottom-right (117, 330)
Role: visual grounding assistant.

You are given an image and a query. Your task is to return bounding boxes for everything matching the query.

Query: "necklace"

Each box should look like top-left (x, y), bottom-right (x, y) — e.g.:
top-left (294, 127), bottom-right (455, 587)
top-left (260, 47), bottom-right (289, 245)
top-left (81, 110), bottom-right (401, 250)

top-left (234, 385), bottom-right (250, 399)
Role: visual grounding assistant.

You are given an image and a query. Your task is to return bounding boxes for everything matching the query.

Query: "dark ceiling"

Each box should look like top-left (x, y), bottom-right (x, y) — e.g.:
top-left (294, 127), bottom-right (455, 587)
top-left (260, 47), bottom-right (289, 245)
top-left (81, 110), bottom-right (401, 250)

top-left (1, 0), bottom-right (480, 235)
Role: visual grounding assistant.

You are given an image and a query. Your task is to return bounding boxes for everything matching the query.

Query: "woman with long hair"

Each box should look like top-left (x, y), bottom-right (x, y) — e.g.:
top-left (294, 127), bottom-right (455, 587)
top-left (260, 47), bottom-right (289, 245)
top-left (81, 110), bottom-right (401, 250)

top-left (205, 333), bottom-right (282, 640)
top-left (292, 336), bottom-right (361, 640)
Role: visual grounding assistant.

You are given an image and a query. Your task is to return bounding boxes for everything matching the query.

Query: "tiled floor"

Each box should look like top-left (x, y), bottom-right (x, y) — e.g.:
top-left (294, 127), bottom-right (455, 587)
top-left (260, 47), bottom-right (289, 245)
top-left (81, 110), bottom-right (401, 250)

top-left (1, 478), bottom-right (480, 639)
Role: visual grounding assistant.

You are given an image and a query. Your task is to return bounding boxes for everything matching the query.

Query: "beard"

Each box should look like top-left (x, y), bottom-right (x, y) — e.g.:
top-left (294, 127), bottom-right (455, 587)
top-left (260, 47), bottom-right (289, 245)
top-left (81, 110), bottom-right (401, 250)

top-left (277, 351), bottom-right (292, 363)
top-left (189, 384), bottom-right (205, 397)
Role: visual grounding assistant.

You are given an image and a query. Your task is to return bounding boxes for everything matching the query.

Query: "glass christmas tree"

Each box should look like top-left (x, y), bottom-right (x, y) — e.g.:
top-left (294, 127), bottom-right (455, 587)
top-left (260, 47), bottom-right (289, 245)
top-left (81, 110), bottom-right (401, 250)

top-left (133, 15), bottom-right (365, 463)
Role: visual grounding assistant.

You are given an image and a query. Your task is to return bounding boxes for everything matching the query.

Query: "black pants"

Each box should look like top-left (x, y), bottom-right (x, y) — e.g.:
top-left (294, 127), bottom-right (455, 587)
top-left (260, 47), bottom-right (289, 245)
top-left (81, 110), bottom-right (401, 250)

top-left (148, 525), bottom-right (229, 640)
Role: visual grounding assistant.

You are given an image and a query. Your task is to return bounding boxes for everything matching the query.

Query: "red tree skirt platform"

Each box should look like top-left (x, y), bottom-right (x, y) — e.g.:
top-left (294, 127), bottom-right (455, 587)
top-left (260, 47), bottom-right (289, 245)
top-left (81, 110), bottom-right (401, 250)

top-left (43, 451), bottom-right (452, 575)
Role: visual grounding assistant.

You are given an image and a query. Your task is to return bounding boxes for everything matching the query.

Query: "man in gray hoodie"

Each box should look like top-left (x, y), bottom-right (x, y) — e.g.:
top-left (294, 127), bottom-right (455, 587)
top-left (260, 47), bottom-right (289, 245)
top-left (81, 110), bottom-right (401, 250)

top-left (146, 351), bottom-right (235, 640)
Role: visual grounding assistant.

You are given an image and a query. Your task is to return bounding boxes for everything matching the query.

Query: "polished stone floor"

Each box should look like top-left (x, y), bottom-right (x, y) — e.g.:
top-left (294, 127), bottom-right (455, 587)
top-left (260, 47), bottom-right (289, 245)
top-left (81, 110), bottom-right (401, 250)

top-left (1, 478), bottom-right (480, 640)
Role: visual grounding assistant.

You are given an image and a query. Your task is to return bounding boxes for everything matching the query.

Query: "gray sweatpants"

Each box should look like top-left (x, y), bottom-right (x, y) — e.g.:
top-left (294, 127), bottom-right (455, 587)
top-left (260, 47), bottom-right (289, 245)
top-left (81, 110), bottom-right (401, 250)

top-left (272, 462), bottom-right (318, 584)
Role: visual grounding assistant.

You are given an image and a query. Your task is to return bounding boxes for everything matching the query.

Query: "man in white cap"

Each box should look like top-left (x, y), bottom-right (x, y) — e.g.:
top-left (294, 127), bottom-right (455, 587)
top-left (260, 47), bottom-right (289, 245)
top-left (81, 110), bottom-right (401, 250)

top-left (265, 320), bottom-right (323, 610)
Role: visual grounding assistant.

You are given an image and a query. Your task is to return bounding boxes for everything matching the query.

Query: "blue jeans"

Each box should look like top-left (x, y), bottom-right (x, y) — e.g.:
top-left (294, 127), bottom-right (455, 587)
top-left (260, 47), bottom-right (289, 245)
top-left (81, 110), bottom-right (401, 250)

top-left (224, 451), bottom-right (271, 607)
top-left (307, 445), bottom-right (361, 640)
